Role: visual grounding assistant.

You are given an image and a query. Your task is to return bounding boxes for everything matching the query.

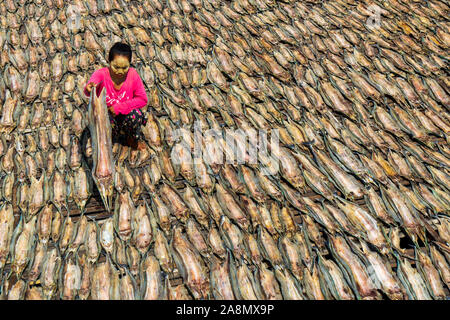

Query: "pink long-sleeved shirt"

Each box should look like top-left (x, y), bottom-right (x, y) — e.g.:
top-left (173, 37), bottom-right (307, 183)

top-left (83, 67), bottom-right (148, 115)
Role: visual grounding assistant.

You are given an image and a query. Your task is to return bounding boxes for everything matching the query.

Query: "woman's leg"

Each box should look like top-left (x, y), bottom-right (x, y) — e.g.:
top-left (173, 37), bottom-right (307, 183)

top-left (108, 111), bottom-right (122, 142)
top-left (120, 109), bottom-right (147, 140)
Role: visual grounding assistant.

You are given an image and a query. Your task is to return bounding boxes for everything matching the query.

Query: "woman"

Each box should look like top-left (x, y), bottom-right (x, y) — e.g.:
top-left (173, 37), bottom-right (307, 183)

top-left (84, 42), bottom-right (148, 150)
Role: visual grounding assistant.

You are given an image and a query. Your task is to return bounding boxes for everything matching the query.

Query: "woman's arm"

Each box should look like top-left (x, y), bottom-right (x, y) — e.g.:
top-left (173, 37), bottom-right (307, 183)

top-left (112, 70), bottom-right (148, 115)
top-left (83, 69), bottom-right (104, 97)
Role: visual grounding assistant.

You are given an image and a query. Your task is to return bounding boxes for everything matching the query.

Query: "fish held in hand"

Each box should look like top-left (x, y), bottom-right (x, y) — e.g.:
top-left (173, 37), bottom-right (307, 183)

top-left (87, 86), bottom-right (115, 212)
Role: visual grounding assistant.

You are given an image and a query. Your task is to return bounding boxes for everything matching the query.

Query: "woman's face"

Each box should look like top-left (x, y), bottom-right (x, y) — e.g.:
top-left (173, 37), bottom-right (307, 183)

top-left (110, 54), bottom-right (130, 77)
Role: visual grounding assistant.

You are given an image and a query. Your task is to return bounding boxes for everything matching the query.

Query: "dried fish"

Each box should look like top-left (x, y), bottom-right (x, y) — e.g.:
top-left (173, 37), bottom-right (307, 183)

top-left (88, 87), bottom-right (115, 212)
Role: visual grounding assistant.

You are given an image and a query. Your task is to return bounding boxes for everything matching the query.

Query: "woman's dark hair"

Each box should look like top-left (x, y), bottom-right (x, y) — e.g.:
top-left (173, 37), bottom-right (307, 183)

top-left (108, 42), bottom-right (132, 63)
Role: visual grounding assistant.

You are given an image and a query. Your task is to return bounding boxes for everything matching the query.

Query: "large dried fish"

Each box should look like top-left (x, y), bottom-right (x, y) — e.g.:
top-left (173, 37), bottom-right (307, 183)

top-left (87, 87), bottom-right (115, 212)
top-left (0, 203), bottom-right (14, 270)
top-left (10, 215), bottom-right (37, 277)
top-left (171, 226), bottom-right (209, 299)
top-left (113, 191), bottom-right (134, 242)
top-left (40, 247), bottom-right (62, 300)
top-left (140, 254), bottom-right (166, 300)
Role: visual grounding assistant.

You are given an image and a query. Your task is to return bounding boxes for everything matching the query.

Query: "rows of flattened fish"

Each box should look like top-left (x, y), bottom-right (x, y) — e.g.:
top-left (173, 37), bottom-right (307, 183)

top-left (0, 0), bottom-right (450, 300)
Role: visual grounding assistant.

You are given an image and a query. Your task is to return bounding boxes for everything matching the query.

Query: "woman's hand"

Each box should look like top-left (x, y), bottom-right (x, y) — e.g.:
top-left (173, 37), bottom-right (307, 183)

top-left (86, 82), bottom-right (97, 94)
top-left (108, 105), bottom-right (117, 115)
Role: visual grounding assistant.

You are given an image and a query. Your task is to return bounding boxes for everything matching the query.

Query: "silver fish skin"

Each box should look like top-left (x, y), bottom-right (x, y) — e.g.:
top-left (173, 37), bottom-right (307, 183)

top-left (171, 226), bottom-right (209, 299)
top-left (0, 203), bottom-right (14, 270)
top-left (210, 255), bottom-right (235, 300)
top-left (274, 266), bottom-right (304, 300)
top-left (140, 254), bottom-right (166, 300)
top-left (40, 247), bottom-right (62, 300)
top-left (11, 215), bottom-right (37, 277)
top-left (113, 191), bottom-right (134, 242)
top-left (329, 234), bottom-right (381, 300)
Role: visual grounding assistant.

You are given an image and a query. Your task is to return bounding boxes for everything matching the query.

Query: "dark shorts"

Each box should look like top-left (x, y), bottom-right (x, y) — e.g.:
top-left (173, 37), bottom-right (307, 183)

top-left (109, 108), bottom-right (147, 141)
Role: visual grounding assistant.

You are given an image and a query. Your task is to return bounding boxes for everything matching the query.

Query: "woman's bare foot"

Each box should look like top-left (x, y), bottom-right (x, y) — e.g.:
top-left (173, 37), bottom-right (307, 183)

top-left (136, 140), bottom-right (147, 151)
top-left (126, 136), bottom-right (146, 150)
top-left (125, 136), bottom-right (138, 149)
